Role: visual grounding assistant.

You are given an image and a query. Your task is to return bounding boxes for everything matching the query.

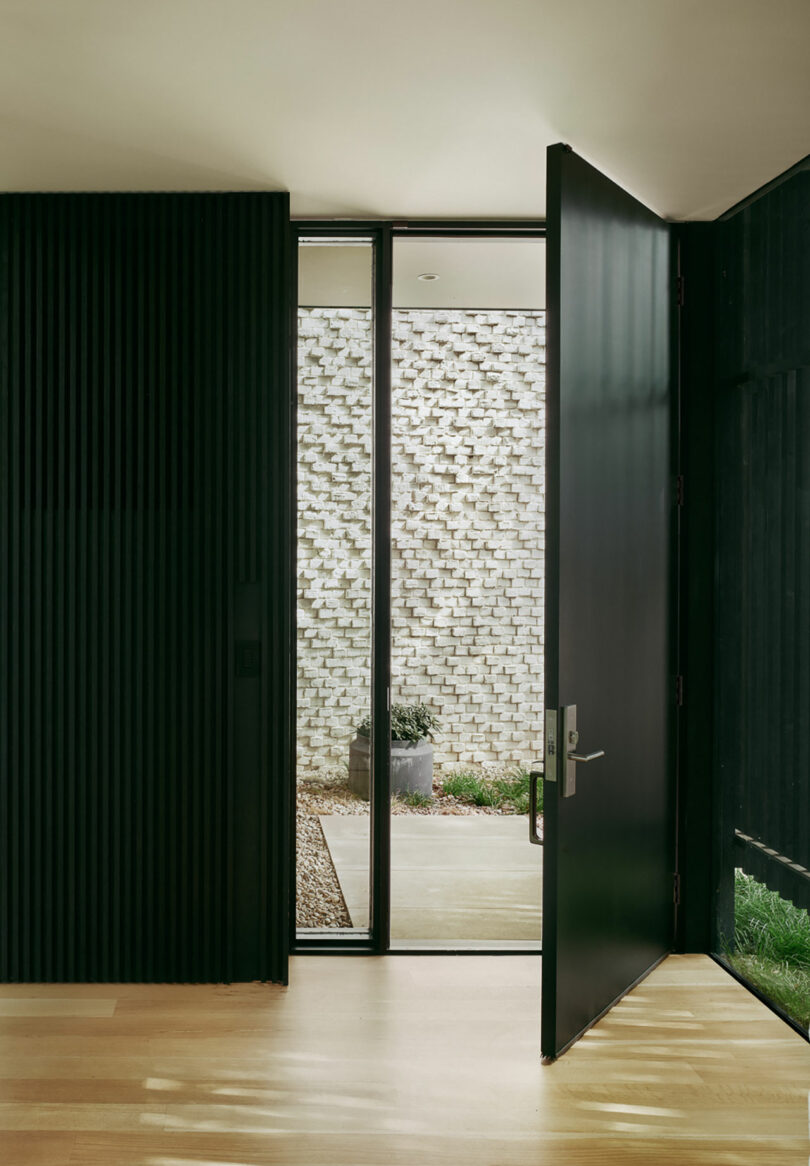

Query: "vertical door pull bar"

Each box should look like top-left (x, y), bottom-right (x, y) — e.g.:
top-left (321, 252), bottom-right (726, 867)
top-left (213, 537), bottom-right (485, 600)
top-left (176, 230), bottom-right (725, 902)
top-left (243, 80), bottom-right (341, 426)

top-left (529, 771), bottom-right (543, 845)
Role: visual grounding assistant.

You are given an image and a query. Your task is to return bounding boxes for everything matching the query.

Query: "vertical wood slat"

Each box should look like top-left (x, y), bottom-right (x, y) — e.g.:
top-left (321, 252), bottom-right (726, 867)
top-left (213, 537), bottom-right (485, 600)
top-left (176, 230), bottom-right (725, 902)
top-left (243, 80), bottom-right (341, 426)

top-left (0, 193), bottom-right (292, 982)
top-left (714, 168), bottom-right (810, 911)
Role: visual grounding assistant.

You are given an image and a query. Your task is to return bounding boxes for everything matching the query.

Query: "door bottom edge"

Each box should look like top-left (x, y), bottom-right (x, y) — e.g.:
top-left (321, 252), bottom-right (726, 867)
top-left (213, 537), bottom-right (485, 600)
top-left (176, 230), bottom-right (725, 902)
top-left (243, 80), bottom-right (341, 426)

top-left (544, 948), bottom-right (672, 1063)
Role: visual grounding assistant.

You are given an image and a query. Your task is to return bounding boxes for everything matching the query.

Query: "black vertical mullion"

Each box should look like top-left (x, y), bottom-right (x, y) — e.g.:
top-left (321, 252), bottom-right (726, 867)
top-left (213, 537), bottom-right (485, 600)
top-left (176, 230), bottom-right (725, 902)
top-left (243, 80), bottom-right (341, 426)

top-left (98, 219), bottom-right (113, 977)
top-left (52, 220), bottom-right (66, 974)
top-left (65, 226), bottom-right (78, 977)
top-left (371, 226), bottom-right (392, 954)
top-left (279, 211), bottom-right (296, 979)
top-left (0, 204), bottom-right (15, 977)
top-left (27, 218), bottom-right (41, 979)
top-left (110, 212), bottom-right (124, 976)
top-left (288, 224), bottom-right (301, 957)
top-left (41, 206), bottom-right (56, 970)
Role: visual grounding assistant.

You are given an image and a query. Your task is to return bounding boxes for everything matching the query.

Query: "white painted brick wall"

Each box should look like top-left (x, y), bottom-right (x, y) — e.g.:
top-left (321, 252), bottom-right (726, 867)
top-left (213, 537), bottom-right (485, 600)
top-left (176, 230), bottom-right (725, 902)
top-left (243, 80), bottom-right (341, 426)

top-left (297, 308), bottom-right (545, 773)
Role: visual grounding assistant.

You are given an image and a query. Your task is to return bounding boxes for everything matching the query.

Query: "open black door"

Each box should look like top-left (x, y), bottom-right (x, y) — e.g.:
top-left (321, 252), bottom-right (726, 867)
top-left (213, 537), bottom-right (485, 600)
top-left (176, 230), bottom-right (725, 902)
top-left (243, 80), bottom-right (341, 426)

top-left (542, 145), bottom-right (675, 1059)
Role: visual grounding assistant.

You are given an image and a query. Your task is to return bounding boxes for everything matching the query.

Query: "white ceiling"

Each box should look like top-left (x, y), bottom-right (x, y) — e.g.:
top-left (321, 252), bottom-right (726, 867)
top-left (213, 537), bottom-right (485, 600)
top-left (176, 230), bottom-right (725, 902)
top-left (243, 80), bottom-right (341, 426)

top-left (1, 0), bottom-right (808, 221)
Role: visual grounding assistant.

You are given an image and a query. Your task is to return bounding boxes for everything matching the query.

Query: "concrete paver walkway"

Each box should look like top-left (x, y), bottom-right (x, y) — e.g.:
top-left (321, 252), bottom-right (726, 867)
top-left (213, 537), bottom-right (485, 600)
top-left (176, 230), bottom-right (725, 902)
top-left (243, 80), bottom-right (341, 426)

top-left (319, 814), bottom-right (542, 944)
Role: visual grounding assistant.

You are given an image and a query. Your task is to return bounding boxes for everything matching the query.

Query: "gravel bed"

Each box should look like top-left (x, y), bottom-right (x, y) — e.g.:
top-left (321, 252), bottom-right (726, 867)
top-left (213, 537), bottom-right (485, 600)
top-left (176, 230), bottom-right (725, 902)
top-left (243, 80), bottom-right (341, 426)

top-left (296, 811), bottom-right (351, 928)
top-left (298, 764), bottom-right (530, 817)
top-left (296, 767), bottom-right (542, 929)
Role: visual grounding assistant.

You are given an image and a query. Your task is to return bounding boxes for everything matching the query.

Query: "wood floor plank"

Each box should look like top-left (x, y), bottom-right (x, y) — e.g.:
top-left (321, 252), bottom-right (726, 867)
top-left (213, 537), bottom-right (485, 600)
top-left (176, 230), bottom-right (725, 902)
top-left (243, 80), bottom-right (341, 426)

top-left (0, 1132), bottom-right (75, 1166)
top-left (66, 1131), bottom-right (810, 1166)
top-left (0, 999), bottom-right (117, 1017)
top-left (0, 954), bottom-right (805, 1165)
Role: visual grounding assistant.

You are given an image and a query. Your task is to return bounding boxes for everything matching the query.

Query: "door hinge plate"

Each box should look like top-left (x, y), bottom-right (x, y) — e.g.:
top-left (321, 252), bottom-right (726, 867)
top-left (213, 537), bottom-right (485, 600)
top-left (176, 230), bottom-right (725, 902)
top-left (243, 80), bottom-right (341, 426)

top-left (675, 475), bottom-right (685, 506)
top-left (676, 275), bottom-right (685, 307)
top-left (673, 872), bottom-right (681, 905)
top-left (675, 675), bottom-right (684, 706)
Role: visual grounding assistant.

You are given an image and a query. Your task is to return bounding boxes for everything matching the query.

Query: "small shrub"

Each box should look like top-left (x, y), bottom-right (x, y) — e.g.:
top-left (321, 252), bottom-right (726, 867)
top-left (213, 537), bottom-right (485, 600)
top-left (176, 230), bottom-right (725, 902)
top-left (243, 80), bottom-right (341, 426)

top-left (356, 703), bottom-right (440, 744)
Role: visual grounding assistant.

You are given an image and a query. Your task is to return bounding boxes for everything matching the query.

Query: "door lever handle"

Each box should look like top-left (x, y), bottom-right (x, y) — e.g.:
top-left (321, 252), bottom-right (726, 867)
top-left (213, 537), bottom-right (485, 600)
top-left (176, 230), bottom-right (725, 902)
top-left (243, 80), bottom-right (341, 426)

top-left (528, 771), bottom-right (542, 846)
top-left (561, 705), bottom-right (606, 797)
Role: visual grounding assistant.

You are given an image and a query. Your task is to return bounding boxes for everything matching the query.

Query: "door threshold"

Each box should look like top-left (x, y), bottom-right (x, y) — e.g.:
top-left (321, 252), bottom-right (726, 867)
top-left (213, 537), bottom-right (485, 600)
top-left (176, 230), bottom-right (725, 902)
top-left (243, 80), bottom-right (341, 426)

top-left (293, 936), bottom-right (542, 955)
top-left (390, 940), bottom-right (542, 954)
top-left (294, 928), bottom-right (374, 953)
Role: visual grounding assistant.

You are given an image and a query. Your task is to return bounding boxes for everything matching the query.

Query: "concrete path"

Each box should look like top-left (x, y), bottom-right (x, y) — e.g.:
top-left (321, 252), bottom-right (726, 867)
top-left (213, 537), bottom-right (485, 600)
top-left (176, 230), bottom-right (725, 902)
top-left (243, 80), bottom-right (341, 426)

top-left (319, 814), bottom-right (542, 944)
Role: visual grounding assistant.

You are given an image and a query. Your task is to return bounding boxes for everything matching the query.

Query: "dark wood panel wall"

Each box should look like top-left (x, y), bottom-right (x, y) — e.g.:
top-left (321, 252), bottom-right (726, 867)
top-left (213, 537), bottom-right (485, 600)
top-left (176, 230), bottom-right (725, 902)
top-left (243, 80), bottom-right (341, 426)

top-left (679, 161), bottom-right (810, 946)
top-left (0, 194), bottom-right (292, 982)
top-left (713, 167), bottom-right (810, 918)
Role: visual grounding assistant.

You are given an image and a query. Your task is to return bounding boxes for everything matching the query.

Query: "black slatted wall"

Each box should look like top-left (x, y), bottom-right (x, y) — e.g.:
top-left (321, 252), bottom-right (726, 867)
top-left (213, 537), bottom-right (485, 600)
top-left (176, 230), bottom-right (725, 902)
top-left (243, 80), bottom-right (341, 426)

top-left (713, 165), bottom-right (810, 913)
top-left (0, 193), bottom-right (292, 982)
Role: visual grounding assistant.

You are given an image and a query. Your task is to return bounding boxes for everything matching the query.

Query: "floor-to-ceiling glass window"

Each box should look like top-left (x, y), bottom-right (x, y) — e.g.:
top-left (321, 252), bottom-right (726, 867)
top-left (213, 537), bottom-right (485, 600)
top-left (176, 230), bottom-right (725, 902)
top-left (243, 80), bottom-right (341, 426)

top-left (295, 237), bottom-right (374, 937)
top-left (294, 228), bottom-right (546, 952)
top-left (387, 236), bottom-right (545, 950)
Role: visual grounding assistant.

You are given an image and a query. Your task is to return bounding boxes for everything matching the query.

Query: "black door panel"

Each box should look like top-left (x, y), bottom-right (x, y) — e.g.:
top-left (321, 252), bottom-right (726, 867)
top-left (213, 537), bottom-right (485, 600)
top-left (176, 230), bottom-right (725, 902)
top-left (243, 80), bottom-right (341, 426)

top-left (542, 146), bottom-right (674, 1059)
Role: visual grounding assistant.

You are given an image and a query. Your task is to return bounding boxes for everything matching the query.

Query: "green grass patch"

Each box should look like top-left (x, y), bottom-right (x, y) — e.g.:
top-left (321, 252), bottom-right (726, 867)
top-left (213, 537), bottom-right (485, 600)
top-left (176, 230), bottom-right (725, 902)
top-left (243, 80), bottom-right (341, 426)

top-left (441, 767), bottom-right (537, 815)
top-left (441, 770), bottom-right (498, 807)
top-left (733, 871), bottom-right (810, 967)
top-left (728, 871), bottom-right (810, 1030)
top-left (727, 953), bottom-right (810, 1030)
top-left (396, 789), bottom-right (434, 808)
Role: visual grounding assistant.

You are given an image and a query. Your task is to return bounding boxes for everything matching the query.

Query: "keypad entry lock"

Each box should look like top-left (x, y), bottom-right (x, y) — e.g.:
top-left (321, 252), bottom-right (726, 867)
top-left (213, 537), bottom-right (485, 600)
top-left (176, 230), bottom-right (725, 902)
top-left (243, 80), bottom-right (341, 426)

top-left (561, 704), bottom-right (605, 798)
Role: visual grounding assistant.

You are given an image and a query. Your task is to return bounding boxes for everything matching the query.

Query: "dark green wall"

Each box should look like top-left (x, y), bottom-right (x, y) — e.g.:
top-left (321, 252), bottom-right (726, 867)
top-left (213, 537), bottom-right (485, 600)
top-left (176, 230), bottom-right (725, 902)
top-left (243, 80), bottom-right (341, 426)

top-left (678, 160), bottom-right (810, 947)
top-left (713, 166), bottom-right (810, 919)
top-left (0, 194), bottom-right (292, 982)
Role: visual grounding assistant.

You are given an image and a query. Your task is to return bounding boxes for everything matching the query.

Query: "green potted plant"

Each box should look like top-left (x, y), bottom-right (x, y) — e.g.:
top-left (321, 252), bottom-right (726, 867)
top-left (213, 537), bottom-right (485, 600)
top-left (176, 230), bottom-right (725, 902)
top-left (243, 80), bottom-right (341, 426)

top-left (348, 703), bottom-right (440, 800)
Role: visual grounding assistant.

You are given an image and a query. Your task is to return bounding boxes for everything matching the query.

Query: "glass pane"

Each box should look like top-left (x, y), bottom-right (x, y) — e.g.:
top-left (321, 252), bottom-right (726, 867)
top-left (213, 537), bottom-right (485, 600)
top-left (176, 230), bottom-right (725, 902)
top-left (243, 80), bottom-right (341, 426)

top-left (296, 238), bottom-right (373, 935)
top-left (389, 236), bottom-right (545, 949)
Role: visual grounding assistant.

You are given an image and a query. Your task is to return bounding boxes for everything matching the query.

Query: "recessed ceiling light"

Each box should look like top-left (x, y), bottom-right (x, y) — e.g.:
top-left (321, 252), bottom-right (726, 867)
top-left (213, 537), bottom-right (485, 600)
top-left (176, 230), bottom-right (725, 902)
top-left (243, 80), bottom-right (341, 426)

top-left (417, 272), bottom-right (440, 281)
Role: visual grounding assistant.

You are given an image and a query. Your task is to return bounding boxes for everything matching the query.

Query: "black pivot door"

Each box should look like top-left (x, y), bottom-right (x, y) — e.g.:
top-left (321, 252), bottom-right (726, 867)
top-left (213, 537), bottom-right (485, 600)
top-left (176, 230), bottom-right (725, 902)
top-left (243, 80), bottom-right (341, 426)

top-left (542, 145), bottom-right (675, 1059)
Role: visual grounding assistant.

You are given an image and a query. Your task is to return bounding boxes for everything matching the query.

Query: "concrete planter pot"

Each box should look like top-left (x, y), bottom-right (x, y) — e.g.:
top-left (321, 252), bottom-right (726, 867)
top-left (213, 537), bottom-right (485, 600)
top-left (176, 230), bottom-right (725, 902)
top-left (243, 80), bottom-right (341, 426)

top-left (348, 735), bottom-right (434, 800)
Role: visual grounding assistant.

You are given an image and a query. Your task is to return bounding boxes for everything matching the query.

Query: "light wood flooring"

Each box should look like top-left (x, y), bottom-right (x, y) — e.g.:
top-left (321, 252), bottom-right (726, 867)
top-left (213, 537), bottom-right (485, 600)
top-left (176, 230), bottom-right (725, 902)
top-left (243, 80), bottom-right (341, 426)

top-left (0, 954), bottom-right (807, 1164)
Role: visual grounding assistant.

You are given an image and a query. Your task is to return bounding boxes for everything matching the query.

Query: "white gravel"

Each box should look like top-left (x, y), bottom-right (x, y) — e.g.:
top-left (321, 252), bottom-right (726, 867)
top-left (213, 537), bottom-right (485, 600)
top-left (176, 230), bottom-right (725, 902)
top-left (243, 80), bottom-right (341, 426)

top-left (296, 811), bottom-right (352, 929)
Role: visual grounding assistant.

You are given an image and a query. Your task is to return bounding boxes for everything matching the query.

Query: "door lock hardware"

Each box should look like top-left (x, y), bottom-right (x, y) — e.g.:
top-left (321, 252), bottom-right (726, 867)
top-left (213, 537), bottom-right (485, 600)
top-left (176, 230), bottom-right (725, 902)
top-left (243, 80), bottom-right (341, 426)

top-left (561, 705), bottom-right (605, 798)
top-left (544, 708), bottom-right (558, 782)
